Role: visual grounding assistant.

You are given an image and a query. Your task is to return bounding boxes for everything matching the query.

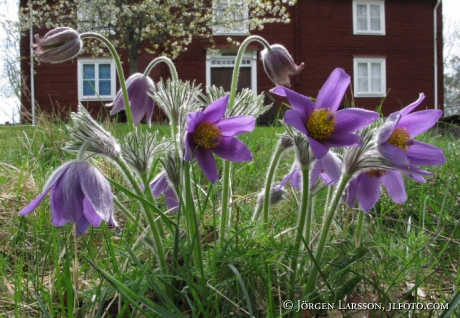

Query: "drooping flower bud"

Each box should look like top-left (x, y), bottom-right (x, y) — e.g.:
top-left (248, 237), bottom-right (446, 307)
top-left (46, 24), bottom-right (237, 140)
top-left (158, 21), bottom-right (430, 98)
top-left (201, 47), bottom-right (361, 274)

top-left (33, 27), bottom-right (82, 63)
top-left (260, 44), bottom-right (304, 87)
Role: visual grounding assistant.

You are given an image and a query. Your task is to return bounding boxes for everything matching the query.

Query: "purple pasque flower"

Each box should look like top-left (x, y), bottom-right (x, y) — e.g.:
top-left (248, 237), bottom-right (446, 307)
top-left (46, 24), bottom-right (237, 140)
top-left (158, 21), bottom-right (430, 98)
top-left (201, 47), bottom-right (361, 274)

top-left (377, 93), bottom-right (446, 182)
top-left (18, 160), bottom-right (116, 236)
top-left (185, 95), bottom-right (256, 183)
top-left (343, 169), bottom-right (407, 212)
top-left (150, 172), bottom-right (179, 213)
top-left (279, 151), bottom-right (342, 190)
top-left (273, 68), bottom-right (380, 160)
top-left (107, 73), bottom-right (155, 126)
top-left (261, 44), bottom-right (304, 87)
top-left (33, 27), bottom-right (82, 63)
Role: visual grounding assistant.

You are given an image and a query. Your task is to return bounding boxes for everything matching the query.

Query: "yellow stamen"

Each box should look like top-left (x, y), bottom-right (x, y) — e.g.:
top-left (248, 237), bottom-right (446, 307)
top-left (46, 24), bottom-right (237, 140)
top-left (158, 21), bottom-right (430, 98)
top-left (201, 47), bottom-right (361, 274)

top-left (387, 127), bottom-right (410, 152)
top-left (193, 122), bottom-right (222, 149)
top-left (365, 169), bottom-right (387, 178)
top-left (306, 108), bottom-right (336, 140)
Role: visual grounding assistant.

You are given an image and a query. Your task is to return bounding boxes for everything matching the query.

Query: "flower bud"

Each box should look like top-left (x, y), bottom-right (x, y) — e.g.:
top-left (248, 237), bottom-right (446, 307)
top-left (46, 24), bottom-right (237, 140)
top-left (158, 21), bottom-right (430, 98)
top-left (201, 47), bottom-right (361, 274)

top-left (261, 44), bottom-right (304, 87)
top-left (33, 27), bottom-right (82, 63)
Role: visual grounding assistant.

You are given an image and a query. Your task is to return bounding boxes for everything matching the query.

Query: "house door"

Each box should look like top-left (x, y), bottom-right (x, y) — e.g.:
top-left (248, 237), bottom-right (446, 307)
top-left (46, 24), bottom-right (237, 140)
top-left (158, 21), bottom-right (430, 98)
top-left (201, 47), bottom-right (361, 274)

top-left (210, 67), bottom-right (251, 92)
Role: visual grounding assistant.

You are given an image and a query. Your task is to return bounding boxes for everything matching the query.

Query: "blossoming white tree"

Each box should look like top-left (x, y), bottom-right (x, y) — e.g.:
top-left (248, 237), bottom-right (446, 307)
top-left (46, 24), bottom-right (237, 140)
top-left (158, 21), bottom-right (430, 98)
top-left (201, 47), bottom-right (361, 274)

top-left (20, 0), bottom-right (295, 74)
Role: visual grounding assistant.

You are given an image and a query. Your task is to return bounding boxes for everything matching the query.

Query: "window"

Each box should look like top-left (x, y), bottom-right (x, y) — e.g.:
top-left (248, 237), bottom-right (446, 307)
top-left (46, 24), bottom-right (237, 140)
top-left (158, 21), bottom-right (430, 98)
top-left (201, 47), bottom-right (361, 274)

top-left (78, 59), bottom-right (116, 101)
top-left (213, 0), bottom-right (248, 35)
top-left (353, 57), bottom-right (386, 97)
top-left (206, 50), bottom-right (257, 95)
top-left (353, 0), bottom-right (385, 35)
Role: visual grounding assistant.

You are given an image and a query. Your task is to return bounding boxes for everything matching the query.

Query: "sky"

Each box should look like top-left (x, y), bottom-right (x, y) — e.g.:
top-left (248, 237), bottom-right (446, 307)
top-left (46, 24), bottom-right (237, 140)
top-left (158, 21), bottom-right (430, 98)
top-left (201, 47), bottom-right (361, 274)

top-left (0, 0), bottom-right (460, 125)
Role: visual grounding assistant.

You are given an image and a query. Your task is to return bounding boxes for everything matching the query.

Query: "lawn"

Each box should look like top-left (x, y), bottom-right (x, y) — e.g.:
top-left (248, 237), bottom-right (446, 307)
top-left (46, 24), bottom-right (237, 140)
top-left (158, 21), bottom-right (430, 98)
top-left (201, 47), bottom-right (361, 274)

top-left (0, 114), bottom-right (459, 317)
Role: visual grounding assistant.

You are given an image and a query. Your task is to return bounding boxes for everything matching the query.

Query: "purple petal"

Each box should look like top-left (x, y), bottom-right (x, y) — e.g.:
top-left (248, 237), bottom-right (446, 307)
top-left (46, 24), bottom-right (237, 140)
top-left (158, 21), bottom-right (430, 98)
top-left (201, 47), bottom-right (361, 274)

top-left (318, 151), bottom-right (343, 184)
top-left (150, 172), bottom-right (169, 198)
top-left (185, 133), bottom-right (195, 161)
top-left (186, 112), bottom-right (205, 133)
top-left (75, 217), bottom-right (91, 236)
top-left (18, 162), bottom-right (73, 216)
top-left (407, 140), bottom-right (446, 166)
top-left (216, 116), bottom-right (256, 136)
top-left (203, 95), bottom-right (228, 123)
top-left (279, 168), bottom-right (300, 190)
top-left (400, 93), bottom-right (425, 115)
top-left (377, 112), bottom-right (401, 144)
top-left (82, 197), bottom-right (103, 227)
top-left (79, 163), bottom-right (113, 223)
top-left (211, 136), bottom-right (253, 162)
top-left (315, 68), bottom-right (350, 112)
top-left (343, 178), bottom-right (358, 208)
top-left (381, 170), bottom-right (407, 204)
top-left (356, 173), bottom-right (381, 212)
top-left (284, 109), bottom-right (308, 135)
top-left (323, 132), bottom-right (361, 148)
top-left (398, 109), bottom-right (443, 138)
top-left (308, 135), bottom-right (329, 159)
top-left (272, 86), bottom-right (315, 118)
top-left (195, 147), bottom-right (219, 183)
top-left (334, 108), bottom-right (379, 133)
top-left (378, 142), bottom-right (410, 167)
top-left (50, 166), bottom-right (84, 224)
top-left (164, 187), bottom-right (179, 213)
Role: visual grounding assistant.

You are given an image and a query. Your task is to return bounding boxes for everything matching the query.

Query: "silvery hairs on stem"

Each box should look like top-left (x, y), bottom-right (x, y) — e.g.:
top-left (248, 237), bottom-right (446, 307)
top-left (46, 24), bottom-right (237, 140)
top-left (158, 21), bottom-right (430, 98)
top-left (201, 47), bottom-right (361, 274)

top-left (64, 104), bottom-right (121, 160)
top-left (256, 181), bottom-right (287, 209)
top-left (159, 149), bottom-right (181, 188)
top-left (343, 122), bottom-right (394, 177)
top-left (150, 79), bottom-right (202, 138)
top-left (203, 86), bottom-right (270, 118)
top-left (122, 131), bottom-right (170, 178)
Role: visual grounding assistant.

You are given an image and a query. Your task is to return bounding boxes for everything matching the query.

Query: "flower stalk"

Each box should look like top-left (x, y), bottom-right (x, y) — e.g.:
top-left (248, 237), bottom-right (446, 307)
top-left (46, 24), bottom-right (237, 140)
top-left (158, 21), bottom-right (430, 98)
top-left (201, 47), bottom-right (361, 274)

top-left (80, 32), bottom-right (135, 133)
top-left (303, 173), bottom-right (352, 300)
top-left (220, 35), bottom-right (272, 241)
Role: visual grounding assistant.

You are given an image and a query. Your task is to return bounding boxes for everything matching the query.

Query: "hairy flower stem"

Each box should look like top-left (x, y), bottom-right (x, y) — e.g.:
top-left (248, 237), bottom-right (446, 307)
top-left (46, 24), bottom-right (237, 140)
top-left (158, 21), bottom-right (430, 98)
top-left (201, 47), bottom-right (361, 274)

top-left (73, 225), bottom-right (79, 314)
top-left (183, 161), bottom-right (205, 288)
top-left (253, 145), bottom-right (284, 227)
top-left (114, 156), bottom-right (167, 274)
top-left (143, 56), bottom-right (179, 82)
top-left (220, 35), bottom-right (272, 242)
top-left (143, 57), bottom-right (180, 151)
top-left (354, 210), bottom-right (365, 248)
top-left (289, 166), bottom-right (310, 302)
top-left (80, 32), bottom-right (135, 133)
top-left (303, 173), bottom-right (352, 301)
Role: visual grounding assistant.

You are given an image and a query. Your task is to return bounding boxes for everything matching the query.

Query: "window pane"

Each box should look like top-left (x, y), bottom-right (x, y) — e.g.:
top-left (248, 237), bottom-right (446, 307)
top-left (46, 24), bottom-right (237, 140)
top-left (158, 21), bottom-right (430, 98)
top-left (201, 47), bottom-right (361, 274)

top-left (83, 80), bottom-right (96, 96)
top-left (357, 63), bottom-right (368, 77)
top-left (83, 64), bottom-right (95, 79)
top-left (370, 5), bottom-right (381, 31)
top-left (370, 5), bottom-right (380, 18)
top-left (356, 4), bottom-right (368, 30)
top-left (99, 80), bottom-right (111, 95)
top-left (371, 78), bottom-right (381, 92)
top-left (358, 78), bottom-right (368, 92)
top-left (99, 64), bottom-right (111, 79)
top-left (371, 63), bottom-right (381, 77)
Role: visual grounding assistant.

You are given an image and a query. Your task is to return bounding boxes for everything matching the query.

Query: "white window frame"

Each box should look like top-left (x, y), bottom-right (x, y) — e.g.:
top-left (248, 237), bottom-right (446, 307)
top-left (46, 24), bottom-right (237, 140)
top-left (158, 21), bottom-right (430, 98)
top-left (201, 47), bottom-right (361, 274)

top-left (206, 50), bottom-right (257, 96)
top-left (213, 0), bottom-right (249, 36)
top-left (353, 57), bottom-right (386, 98)
top-left (78, 58), bottom-right (117, 102)
top-left (353, 0), bottom-right (385, 35)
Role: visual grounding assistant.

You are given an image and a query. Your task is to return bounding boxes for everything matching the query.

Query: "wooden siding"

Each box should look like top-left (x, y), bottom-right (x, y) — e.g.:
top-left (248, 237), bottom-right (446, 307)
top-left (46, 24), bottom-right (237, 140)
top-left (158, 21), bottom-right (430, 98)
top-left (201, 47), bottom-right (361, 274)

top-left (21, 0), bottom-right (443, 122)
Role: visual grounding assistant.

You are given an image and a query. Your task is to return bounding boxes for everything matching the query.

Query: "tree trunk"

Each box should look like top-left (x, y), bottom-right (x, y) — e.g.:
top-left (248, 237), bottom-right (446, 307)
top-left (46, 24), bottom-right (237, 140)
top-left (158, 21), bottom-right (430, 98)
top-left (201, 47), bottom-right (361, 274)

top-left (128, 43), bottom-right (139, 75)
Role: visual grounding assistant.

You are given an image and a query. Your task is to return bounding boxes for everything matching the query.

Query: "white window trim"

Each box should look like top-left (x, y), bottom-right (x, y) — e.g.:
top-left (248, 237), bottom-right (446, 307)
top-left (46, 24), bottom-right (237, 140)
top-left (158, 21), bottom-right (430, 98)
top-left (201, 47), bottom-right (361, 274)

top-left (353, 57), bottom-right (387, 98)
top-left (353, 0), bottom-right (385, 36)
top-left (206, 50), bottom-right (257, 96)
top-left (213, 0), bottom-right (249, 36)
top-left (78, 58), bottom-right (117, 102)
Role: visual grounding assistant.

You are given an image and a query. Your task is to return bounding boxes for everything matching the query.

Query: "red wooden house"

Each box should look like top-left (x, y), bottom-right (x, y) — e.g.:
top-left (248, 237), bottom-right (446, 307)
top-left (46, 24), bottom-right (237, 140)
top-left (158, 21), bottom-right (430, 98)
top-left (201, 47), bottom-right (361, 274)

top-left (20, 0), bottom-right (444, 124)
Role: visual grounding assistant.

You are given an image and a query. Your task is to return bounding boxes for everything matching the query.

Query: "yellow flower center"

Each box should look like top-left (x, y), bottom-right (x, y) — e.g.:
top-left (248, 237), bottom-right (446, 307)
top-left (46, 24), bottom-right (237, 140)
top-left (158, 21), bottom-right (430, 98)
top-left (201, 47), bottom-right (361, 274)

top-left (306, 108), bottom-right (336, 140)
top-left (193, 122), bottom-right (222, 149)
top-left (387, 127), bottom-right (410, 152)
top-left (365, 169), bottom-right (387, 178)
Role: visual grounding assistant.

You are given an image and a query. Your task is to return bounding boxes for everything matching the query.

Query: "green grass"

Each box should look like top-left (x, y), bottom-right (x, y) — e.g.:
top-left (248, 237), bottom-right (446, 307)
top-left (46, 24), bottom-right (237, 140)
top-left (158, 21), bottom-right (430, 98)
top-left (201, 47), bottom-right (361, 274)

top-left (0, 119), bottom-right (459, 317)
